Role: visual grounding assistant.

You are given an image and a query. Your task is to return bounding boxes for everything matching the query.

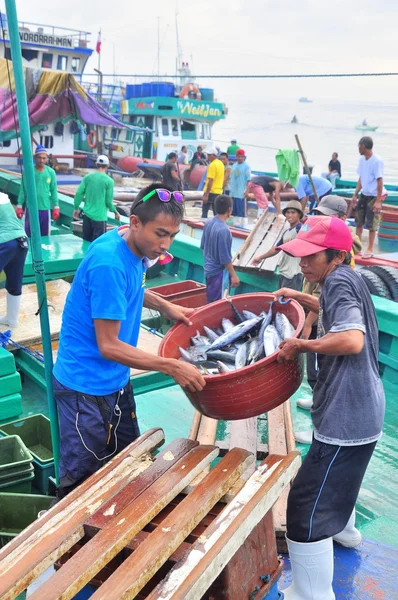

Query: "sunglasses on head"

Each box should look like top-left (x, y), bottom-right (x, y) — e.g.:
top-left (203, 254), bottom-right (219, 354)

top-left (139, 188), bottom-right (184, 205)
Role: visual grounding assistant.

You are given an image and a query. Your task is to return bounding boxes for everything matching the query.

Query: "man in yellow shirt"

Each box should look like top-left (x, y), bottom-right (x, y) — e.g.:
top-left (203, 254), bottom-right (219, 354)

top-left (201, 147), bottom-right (224, 218)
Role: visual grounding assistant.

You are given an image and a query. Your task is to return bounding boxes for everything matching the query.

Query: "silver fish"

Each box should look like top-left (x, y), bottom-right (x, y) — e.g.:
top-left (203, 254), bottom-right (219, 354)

top-left (207, 349), bottom-right (237, 363)
top-left (217, 360), bottom-right (235, 374)
top-left (214, 327), bottom-right (224, 336)
top-left (235, 340), bottom-right (249, 369)
top-left (242, 309), bottom-right (258, 320)
top-left (208, 316), bottom-right (263, 351)
top-left (179, 346), bottom-right (207, 363)
top-left (203, 325), bottom-right (219, 343)
top-left (275, 312), bottom-right (296, 341)
top-left (195, 360), bottom-right (219, 375)
top-left (263, 325), bottom-right (282, 357)
top-left (227, 299), bottom-right (245, 323)
top-left (222, 318), bottom-right (235, 332)
top-left (191, 330), bottom-right (211, 347)
top-left (247, 336), bottom-right (263, 364)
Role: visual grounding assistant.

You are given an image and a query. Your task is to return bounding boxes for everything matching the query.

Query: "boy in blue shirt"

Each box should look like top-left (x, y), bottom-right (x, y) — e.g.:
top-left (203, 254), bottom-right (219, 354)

top-left (53, 183), bottom-right (205, 498)
top-left (200, 195), bottom-right (240, 302)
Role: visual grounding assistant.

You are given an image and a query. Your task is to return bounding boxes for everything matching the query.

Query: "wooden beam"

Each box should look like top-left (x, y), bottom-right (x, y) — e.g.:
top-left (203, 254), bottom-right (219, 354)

top-left (28, 445), bottom-right (219, 600)
top-left (145, 453), bottom-right (301, 600)
top-left (90, 448), bottom-right (253, 600)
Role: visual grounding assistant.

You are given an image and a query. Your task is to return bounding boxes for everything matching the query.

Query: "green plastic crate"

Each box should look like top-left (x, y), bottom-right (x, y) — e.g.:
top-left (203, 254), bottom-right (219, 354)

top-left (0, 415), bottom-right (53, 463)
top-left (0, 435), bottom-right (33, 475)
top-left (0, 393), bottom-right (23, 421)
top-left (0, 492), bottom-right (54, 547)
top-left (0, 472), bottom-right (34, 494)
top-left (32, 458), bottom-right (55, 495)
top-left (0, 462), bottom-right (34, 483)
top-left (0, 372), bottom-right (22, 398)
top-left (0, 347), bottom-right (16, 377)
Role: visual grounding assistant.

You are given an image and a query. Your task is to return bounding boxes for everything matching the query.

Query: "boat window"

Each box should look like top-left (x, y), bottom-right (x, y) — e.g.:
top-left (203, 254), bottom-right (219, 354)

top-left (200, 124), bottom-right (205, 139)
top-left (206, 123), bottom-right (211, 139)
top-left (171, 119), bottom-right (179, 136)
top-left (42, 53), bottom-right (53, 69)
top-left (71, 57), bottom-right (80, 73)
top-left (4, 47), bottom-right (11, 60)
top-left (0, 140), bottom-right (11, 147)
top-left (21, 49), bottom-right (38, 62)
top-left (180, 120), bottom-right (196, 140)
top-left (57, 55), bottom-right (68, 71)
top-left (161, 118), bottom-right (169, 136)
top-left (158, 105), bottom-right (173, 111)
top-left (40, 135), bottom-right (54, 149)
top-left (125, 129), bottom-right (133, 142)
top-left (111, 128), bottom-right (119, 139)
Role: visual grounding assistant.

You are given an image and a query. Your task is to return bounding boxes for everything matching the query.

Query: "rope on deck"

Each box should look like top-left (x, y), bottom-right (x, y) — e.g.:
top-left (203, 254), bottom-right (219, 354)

top-left (0, 329), bottom-right (45, 363)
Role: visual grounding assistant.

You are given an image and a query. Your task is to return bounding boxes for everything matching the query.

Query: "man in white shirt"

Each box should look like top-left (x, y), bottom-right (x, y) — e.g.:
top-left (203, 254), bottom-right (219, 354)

top-left (352, 137), bottom-right (387, 258)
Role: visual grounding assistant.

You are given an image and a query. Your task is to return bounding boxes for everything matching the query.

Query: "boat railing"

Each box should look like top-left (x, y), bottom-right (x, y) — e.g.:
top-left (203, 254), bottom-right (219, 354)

top-left (0, 16), bottom-right (91, 45)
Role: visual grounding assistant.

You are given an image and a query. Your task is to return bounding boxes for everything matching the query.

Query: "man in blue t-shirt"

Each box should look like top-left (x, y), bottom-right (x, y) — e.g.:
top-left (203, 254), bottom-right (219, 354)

top-left (53, 183), bottom-right (205, 498)
top-left (229, 149), bottom-right (251, 225)
top-left (200, 195), bottom-right (240, 303)
top-left (296, 175), bottom-right (333, 212)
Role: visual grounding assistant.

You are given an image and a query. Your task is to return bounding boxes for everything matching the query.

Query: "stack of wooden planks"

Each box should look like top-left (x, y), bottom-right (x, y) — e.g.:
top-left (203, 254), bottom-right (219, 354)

top-left (233, 210), bottom-right (287, 273)
top-left (0, 428), bottom-right (300, 600)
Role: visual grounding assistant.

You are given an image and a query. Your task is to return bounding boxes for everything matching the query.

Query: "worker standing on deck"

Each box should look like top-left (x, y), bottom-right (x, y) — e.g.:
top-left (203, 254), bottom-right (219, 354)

top-left (230, 149), bottom-right (251, 226)
top-left (0, 193), bottom-right (28, 329)
top-left (200, 195), bottom-right (240, 303)
top-left (296, 174), bottom-right (332, 213)
top-left (275, 216), bottom-right (385, 600)
top-left (53, 183), bottom-right (205, 499)
top-left (201, 148), bottom-right (224, 219)
top-left (227, 138), bottom-right (240, 156)
top-left (17, 145), bottom-right (60, 237)
top-left (73, 155), bottom-right (120, 243)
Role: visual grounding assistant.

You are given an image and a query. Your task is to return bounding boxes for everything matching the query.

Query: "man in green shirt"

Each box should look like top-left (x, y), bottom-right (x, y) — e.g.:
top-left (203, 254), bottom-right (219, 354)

top-left (17, 145), bottom-right (59, 237)
top-left (0, 193), bottom-right (28, 328)
top-left (73, 155), bottom-right (120, 242)
top-left (227, 138), bottom-right (240, 156)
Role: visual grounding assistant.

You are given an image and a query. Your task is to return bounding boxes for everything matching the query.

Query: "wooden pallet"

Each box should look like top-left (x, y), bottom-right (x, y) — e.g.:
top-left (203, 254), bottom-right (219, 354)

top-left (0, 428), bottom-right (300, 600)
top-left (232, 210), bottom-right (288, 273)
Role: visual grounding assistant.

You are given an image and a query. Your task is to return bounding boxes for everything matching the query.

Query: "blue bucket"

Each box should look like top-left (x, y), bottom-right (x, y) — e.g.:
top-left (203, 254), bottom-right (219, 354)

top-left (199, 88), bottom-right (214, 101)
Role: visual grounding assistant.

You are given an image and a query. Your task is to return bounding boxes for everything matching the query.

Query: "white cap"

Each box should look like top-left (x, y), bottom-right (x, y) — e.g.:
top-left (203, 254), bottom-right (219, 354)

top-left (96, 154), bottom-right (109, 166)
top-left (206, 147), bottom-right (218, 156)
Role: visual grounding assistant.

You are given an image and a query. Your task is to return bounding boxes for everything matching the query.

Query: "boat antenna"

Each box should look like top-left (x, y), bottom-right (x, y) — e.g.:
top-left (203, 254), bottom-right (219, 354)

top-left (175, 4), bottom-right (182, 69)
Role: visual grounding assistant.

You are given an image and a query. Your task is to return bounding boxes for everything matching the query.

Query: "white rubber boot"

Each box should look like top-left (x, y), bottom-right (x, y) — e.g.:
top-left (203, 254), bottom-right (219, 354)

top-left (0, 292), bottom-right (22, 328)
top-left (283, 537), bottom-right (335, 600)
top-left (333, 509), bottom-right (362, 548)
top-left (242, 217), bottom-right (249, 228)
top-left (294, 429), bottom-right (313, 444)
top-left (296, 398), bottom-right (313, 410)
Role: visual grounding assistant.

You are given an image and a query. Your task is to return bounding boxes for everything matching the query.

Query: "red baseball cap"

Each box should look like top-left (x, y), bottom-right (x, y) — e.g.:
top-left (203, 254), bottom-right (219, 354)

top-left (236, 148), bottom-right (245, 156)
top-left (278, 216), bottom-right (353, 257)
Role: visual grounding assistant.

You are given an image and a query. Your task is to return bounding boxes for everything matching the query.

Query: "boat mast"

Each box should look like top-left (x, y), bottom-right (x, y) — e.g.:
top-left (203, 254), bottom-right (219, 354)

top-left (5, 0), bottom-right (60, 478)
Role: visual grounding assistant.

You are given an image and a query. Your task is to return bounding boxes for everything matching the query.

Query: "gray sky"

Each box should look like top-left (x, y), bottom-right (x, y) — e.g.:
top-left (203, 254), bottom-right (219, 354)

top-left (12, 0), bottom-right (398, 100)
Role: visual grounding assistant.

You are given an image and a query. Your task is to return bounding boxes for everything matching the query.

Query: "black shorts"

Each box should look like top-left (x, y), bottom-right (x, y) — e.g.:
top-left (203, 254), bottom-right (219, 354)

top-left (287, 438), bottom-right (376, 542)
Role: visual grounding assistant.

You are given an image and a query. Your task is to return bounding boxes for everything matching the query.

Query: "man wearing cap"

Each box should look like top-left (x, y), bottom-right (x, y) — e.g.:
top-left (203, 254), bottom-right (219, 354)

top-left (351, 136), bottom-right (387, 258)
top-left (296, 174), bottom-right (333, 212)
top-left (73, 155), bottom-right (120, 243)
top-left (230, 149), bottom-right (251, 225)
top-left (251, 200), bottom-right (303, 290)
top-left (17, 145), bottom-right (59, 237)
top-left (294, 195), bottom-right (362, 445)
top-left (274, 216), bottom-right (385, 599)
top-left (227, 138), bottom-right (240, 156)
top-left (201, 148), bottom-right (224, 219)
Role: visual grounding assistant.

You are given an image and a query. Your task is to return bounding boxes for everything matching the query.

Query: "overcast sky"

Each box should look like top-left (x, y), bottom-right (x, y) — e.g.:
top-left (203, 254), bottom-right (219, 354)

top-left (12, 0), bottom-right (398, 101)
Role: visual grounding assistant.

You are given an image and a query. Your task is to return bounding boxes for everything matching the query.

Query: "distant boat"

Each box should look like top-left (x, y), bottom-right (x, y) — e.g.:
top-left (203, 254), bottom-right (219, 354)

top-left (355, 124), bottom-right (379, 131)
top-left (299, 97), bottom-right (312, 103)
top-left (291, 115), bottom-right (298, 124)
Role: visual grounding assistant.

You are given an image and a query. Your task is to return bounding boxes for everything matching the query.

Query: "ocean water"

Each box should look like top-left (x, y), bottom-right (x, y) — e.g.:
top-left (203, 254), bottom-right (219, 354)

top-left (213, 97), bottom-right (398, 184)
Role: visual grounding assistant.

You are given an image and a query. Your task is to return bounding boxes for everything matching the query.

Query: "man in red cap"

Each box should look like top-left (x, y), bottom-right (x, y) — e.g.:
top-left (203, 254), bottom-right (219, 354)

top-left (274, 216), bottom-right (385, 600)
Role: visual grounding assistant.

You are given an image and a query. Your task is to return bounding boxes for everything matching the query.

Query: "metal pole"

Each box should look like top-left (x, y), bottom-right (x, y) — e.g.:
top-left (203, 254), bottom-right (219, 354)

top-left (295, 134), bottom-right (319, 206)
top-left (5, 0), bottom-right (60, 480)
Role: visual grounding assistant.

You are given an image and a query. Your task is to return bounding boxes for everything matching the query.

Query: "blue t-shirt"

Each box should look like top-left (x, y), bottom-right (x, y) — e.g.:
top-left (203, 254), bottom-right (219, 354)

top-left (230, 162), bottom-right (251, 199)
top-left (296, 175), bottom-right (332, 200)
top-left (54, 228), bottom-right (146, 395)
top-left (200, 216), bottom-right (232, 276)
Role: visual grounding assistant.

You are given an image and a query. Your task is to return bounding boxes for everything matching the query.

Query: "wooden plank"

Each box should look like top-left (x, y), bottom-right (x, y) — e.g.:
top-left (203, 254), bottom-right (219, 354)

top-left (283, 400), bottom-right (296, 454)
top-left (268, 405), bottom-right (288, 533)
top-left (0, 428), bottom-right (164, 600)
top-left (234, 212), bottom-right (287, 272)
top-left (233, 209), bottom-right (272, 264)
top-left (188, 411), bottom-right (202, 441)
top-left (229, 417), bottom-right (258, 455)
top-left (145, 452), bottom-right (301, 600)
top-left (196, 416), bottom-right (218, 446)
top-left (85, 438), bottom-right (198, 537)
top-left (28, 445), bottom-right (219, 600)
top-left (90, 448), bottom-right (253, 600)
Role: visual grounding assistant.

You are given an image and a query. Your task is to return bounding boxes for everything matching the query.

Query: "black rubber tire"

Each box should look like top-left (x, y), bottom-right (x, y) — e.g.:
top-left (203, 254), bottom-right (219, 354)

top-left (359, 268), bottom-right (393, 300)
top-left (365, 266), bottom-right (398, 302)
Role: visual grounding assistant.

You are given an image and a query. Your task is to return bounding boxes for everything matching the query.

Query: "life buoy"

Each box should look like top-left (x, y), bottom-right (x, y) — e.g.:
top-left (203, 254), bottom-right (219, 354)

top-left (87, 130), bottom-right (97, 149)
top-left (179, 84), bottom-right (201, 100)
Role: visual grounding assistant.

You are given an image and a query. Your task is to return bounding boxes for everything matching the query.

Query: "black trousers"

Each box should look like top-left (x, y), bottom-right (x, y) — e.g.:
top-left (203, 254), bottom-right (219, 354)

top-left (83, 215), bottom-right (107, 242)
top-left (201, 192), bottom-right (218, 218)
top-left (287, 439), bottom-right (377, 542)
top-left (306, 324), bottom-right (318, 391)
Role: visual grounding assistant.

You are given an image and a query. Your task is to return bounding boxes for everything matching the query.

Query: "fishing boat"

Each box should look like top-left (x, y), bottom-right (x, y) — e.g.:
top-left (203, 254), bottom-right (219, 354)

top-left (355, 121), bottom-right (379, 131)
top-left (0, 8), bottom-right (398, 599)
top-left (298, 97), bottom-right (312, 103)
